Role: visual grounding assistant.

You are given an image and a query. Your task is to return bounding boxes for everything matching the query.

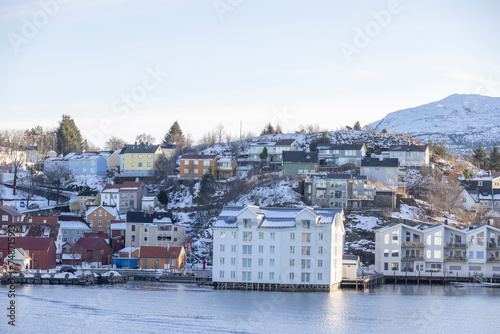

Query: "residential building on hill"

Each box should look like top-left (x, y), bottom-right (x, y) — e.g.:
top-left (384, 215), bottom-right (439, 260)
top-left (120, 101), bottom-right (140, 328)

top-left (247, 139), bottom-right (299, 163)
top-left (100, 181), bottom-right (146, 214)
top-left (138, 246), bottom-right (186, 270)
top-left (360, 157), bottom-right (400, 190)
top-left (69, 190), bottom-right (101, 216)
top-left (125, 211), bottom-right (185, 248)
top-left (216, 157), bottom-right (237, 179)
top-left (388, 144), bottom-right (430, 167)
top-left (212, 205), bottom-right (345, 291)
top-left (86, 205), bottom-right (120, 234)
top-left (282, 151), bottom-right (319, 176)
top-left (316, 144), bottom-right (367, 168)
top-left (119, 144), bottom-right (164, 177)
top-left (179, 154), bottom-right (217, 179)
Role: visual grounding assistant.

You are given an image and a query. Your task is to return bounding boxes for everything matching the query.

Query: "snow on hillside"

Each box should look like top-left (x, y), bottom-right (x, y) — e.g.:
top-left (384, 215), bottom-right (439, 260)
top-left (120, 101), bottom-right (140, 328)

top-left (365, 94), bottom-right (500, 151)
top-left (228, 178), bottom-right (304, 207)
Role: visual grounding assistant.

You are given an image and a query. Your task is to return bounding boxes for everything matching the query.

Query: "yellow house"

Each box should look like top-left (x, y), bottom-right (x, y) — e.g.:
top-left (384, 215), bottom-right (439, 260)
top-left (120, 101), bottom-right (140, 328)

top-left (70, 190), bottom-right (101, 216)
top-left (160, 144), bottom-right (177, 159)
top-left (120, 144), bottom-right (164, 177)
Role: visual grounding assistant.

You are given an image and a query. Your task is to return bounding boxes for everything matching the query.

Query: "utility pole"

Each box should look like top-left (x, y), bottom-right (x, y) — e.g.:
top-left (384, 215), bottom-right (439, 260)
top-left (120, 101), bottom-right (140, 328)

top-left (240, 121), bottom-right (242, 141)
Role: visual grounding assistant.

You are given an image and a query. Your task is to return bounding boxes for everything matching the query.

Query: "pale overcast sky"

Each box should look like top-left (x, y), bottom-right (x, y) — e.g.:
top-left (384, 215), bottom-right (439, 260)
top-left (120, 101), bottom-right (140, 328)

top-left (1, 0), bottom-right (500, 147)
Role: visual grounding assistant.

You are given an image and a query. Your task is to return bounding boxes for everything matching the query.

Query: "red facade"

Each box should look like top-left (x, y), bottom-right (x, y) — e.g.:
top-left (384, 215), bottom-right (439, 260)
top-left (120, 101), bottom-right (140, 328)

top-left (0, 237), bottom-right (56, 270)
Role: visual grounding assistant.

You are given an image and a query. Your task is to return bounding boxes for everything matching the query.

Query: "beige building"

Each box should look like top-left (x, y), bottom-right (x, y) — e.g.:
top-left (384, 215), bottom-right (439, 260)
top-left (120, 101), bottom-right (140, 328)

top-left (86, 205), bottom-right (120, 235)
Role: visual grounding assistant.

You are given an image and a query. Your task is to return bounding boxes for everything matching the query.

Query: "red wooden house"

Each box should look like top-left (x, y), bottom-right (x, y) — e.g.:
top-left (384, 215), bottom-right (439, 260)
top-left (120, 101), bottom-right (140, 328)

top-left (0, 237), bottom-right (56, 270)
top-left (71, 237), bottom-right (113, 265)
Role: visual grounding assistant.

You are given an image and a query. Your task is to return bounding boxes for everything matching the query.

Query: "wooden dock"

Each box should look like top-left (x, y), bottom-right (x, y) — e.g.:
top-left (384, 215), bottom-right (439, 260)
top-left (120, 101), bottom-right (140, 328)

top-left (384, 272), bottom-right (500, 285)
top-left (341, 274), bottom-right (384, 290)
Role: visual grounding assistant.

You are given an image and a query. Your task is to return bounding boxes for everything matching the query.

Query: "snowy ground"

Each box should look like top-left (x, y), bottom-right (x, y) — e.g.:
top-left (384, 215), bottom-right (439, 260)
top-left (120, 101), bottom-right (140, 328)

top-left (228, 178), bottom-right (304, 207)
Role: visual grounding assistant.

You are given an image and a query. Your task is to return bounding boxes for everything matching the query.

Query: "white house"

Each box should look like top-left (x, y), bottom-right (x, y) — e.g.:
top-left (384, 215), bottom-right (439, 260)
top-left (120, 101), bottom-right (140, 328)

top-left (212, 205), bottom-right (345, 291)
top-left (247, 139), bottom-right (299, 163)
top-left (388, 144), bottom-right (430, 167)
top-left (375, 222), bottom-right (500, 277)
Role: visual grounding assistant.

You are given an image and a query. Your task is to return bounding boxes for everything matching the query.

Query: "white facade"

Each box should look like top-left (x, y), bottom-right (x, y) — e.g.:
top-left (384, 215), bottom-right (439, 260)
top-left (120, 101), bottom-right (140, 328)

top-left (212, 206), bottom-right (345, 287)
top-left (375, 223), bottom-right (500, 277)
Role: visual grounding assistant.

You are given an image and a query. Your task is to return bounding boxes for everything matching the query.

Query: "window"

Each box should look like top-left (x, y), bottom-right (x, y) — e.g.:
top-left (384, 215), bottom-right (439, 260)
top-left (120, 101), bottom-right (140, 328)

top-left (259, 245), bottom-right (264, 253)
top-left (302, 246), bottom-right (311, 256)
top-left (184, 169), bottom-right (189, 174)
top-left (231, 232), bottom-right (236, 239)
top-left (231, 271), bottom-right (236, 278)
top-left (242, 272), bottom-right (251, 281)
top-left (138, 154), bottom-right (143, 159)
top-left (138, 162), bottom-right (142, 167)
top-left (477, 232), bottom-right (484, 246)
top-left (318, 259), bottom-right (323, 267)
top-left (392, 232), bottom-right (399, 244)
top-left (231, 258), bottom-right (236, 265)
top-left (258, 272), bottom-right (263, 279)
top-left (63, 237), bottom-right (67, 242)
top-left (98, 220), bottom-right (103, 227)
top-left (302, 220), bottom-right (310, 229)
top-left (194, 169), bottom-right (198, 174)
top-left (76, 230), bottom-right (79, 235)
top-left (318, 233), bottom-right (323, 241)
top-left (269, 272), bottom-right (274, 280)
top-left (384, 234), bottom-right (389, 245)
top-left (427, 235), bottom-right (432, 246)
top-left (220, 245), bottom-right (225, 252)
top-left (318, 246), bottom-right (323, 254)
top-left (301, 273), bottom-right (310, 283)
top-left (243, 245), bottom-right (252, 255)
top-left (290, 259), bottom-right (295, 267)
top-left (258, 258), bottom-right (263, 266)
top-left (131, 235), bottom-right (135, 242)
top-left (242, 258), bottom-right (252, 268)
top-left (434, 250), bottom-right (441, 259)
top-left (270, 232), bottom-right (275, 240)
top-left (289, 272), bottom-right (294, 280)
top-left (203, 160), bottom-right (210, 166)
top-left (434, 231), bottom-right (442, 246)
top-left (392, 250), bottom-right (399, 257)
top-left (270, 246), bottom-right (275, 254)
top-left (469, 235), bottom-right (474, 246)
top-left (318, 273), bottom-right (323, 281)
top-left (144, 236), bottom-right (148, 241)
top-left (269, 259), bottom-right (275, 267)
top-left (64, 230), bottom-right (68, 235)
top-left (469, 251), bottom-right (474, 260)
top-left (384, 249), bottom-right (389, 257)
top-left (243, 232), bottom-right (252, 241)
top-left (244, 219), bottom-right (252, 228)
top-left (231, 245), bottom-right (236, 253)
top-left (147, 162), bottom-right (151, 167)
top-left (290, 232), bottom-right (295, 240)
top-left (477, 251), bottom-right (484, 260)
top-left (220, 257), bottom-right (225, 265)
top-left (302, 233), bottom-right (311, 242)
top-left (384, 262), bottom-right (388, 270)
top-left (426, 250), bottom-right (431, 259)
top-left (131, 162), bottom-right (134, 167)
top-left (220, 231), bottom-right (226, 239)
top-left (99, 210), bottom-right (103, 216)
top-left (301, 259), bottom-right (311, 269)
top-left (290, 246), bottom-right (295, 254)
top-left (391, 263), bottom-right (399, 271)
top-left (259, 232), bottom-right (264, 239)
top-left (131, 225), bottom-right (136, 232)
top-left (220, 271), bottom-right (224, 278)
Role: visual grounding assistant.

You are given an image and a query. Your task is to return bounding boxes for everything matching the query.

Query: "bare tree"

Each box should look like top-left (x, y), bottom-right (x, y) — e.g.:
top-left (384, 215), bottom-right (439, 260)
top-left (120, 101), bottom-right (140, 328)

top-left (214, 123), bottom-right (226, 144)
top-left (135, 133), bottom-right (156, 145)
top-left (104, 136), bottom-right (126, 151)
top-left (44, 164), bottom-right (71, 204)
top-left (18, 170), bottom-right (42, 208)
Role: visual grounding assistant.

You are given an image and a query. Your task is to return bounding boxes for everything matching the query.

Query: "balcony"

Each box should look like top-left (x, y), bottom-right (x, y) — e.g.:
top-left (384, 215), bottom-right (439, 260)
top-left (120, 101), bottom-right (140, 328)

top-left (444, 243), bottom-right (467, 248)
top-left (487, 243), bottom-right (500, 249)
top-left (402, 256), bottom-right (424, 261)
top-left (444, 256), bottom-right (467, 262)
top-left (401, 242), bottom-right (424, 248)
top-left (487, 258), bottom-right (500, 262)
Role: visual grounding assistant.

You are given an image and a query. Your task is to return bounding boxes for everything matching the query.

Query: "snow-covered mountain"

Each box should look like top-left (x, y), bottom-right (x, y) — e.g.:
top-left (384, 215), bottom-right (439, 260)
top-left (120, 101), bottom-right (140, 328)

top-left (365, 94), bottom-right (500, 150)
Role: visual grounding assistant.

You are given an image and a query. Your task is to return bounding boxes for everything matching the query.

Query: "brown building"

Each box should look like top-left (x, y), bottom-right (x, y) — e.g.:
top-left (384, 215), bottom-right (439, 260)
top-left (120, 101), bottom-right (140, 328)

top-left (0, 237), bottom-right (57, 270)
top-left (71, 237), bottom-right (113, 265)
top-left (139, 246), bottom-right (185, 270)
top-left (0, 202), bottom-right (25, 223)
top-left (216, 157), bottom-right (237, 179)
top-left (86, 205), bottom-right (119, 235)
top-left (179, 154), bottom-right (217, 179)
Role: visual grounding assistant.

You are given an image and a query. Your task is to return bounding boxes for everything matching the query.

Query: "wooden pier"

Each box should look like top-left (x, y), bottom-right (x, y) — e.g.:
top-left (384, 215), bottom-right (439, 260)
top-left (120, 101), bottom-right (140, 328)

top-left (1, 271), bottom-right (127, 286)
top-left (384, 272), bottom-right (500, 285)
top-left (341, 274), bottom-right (384, 290)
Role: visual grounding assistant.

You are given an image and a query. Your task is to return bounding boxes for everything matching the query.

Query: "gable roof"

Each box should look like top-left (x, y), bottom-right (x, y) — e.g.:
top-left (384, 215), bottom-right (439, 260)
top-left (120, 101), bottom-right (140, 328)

top-left (282, 151), bottom-right (318, 163)
top-left (275, 139), bottom-right (297, 146)
top-left (0, 237), bottom-right (55, 250)
top-left (120, 145), bottom-right (161, 154)
top-left (0, 205), bottom-right (24, 217)
top-left (389, 144), bottom-right (428, 152)
top-left (361, 157), bottom-right (399, 168)
top-left (31, 216), bottom-right (58, 224)
top-left (102, 181), bottom-right (143, 192)
top-left (7, 222), bottom-right (60, 239)
top-left (86, 205), bottom-right (120, 219)
top-left (126, 211), bottom-right (173, 223)
top-left (72, 237), bottom-right (111, 251)
top-left (316, 143), bottom-right (365, 150)
top-left (139, 246), bottom-right (183, 259)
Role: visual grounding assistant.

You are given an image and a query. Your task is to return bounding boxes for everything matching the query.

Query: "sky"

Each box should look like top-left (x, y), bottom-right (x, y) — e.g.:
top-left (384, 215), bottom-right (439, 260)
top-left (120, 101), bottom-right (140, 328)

top-left (1, 0), bottom-right (500, 148)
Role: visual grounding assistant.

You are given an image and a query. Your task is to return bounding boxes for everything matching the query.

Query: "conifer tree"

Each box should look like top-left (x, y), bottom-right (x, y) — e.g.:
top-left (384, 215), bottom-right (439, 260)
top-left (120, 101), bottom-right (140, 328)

top-left (489, 143), bottom-right (500, 171)
top-left (473, 143), bottom-right (489, 169)
top-left (56, 115), bottom-right (83, 155)
top-left (162, 121), bottom-right (184, 145)
top-left (353, 121), bottom-right (362, 131)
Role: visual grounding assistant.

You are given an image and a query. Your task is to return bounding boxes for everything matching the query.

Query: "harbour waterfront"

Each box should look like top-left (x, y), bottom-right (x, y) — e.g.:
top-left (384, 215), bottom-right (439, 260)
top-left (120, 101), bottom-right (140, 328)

top-left (1, 282), bottom-right (499, 334)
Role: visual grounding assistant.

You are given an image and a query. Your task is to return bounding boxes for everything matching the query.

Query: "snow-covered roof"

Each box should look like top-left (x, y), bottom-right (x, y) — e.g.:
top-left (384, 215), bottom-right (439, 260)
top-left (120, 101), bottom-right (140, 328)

top-left (213, 206), bottom-right (342, 229)
top-left (110, 223), bottom-right (126, 230)
top-left (60, 221), bottom-right (91, 230)
top-left (153, 217), bottom-right (172, 224)
top-left (118, 247), bottom-right (139, 254)
top-left (86, 205), bottom-right (119, 219)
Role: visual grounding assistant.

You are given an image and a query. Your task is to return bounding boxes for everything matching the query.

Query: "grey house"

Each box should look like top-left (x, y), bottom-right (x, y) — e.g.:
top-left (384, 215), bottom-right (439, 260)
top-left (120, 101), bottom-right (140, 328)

top-left (316, 144), bottom-right (367, 168)
top-left (282, 151), bottom-right (318, 176)
top-left (360, 157), bottom-right (399, 190)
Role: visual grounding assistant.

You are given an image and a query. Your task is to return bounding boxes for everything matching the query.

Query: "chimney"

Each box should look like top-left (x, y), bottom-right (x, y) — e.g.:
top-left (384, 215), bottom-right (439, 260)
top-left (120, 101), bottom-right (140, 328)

top-left (0, 199), bottom-right (4, 206)
top-left (444, 219), bottom-right (448, 225)
top-left (148, 206), bottom-right (153, 214)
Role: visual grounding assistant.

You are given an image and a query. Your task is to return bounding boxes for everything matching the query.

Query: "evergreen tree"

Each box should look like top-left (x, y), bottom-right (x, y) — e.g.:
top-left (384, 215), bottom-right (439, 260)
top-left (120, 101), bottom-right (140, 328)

top-left (199, 168), bottom-right (216, 196)
top-left (162, 121), bottom-right (184, 145)
top-left (157, 189), bottom-right (169, 206)
top-left (261, 123), bottom-right (275, 135)
top-left (353, 121), bottom-right (362, 131)
top-left (472, 143), bottom-right (489, 169)
top-left (381, 129), bottom-right (388, 134)
top-left (259, 147), bottom-right (268, 160)
top-left (275, 124), bottom-right (283, 134)
top-left (489, 143), bottom-right (500, 171)
top-left (56, 115), bottom-right (83, 155)
top-left (463, 168), bottom-right (473, 179)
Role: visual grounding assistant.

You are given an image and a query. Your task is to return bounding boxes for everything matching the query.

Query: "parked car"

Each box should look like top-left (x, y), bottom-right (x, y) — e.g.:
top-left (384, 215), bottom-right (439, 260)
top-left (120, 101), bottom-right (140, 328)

top-left (59, 266), bottom-right (77, 274)
top-left (28, 203), bottom-right (40, 209)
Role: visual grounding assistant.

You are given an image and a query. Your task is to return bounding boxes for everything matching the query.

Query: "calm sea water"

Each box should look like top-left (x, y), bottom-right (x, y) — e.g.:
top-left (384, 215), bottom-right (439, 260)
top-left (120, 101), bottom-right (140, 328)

top-left (1, 282), bottom-right (499, 334)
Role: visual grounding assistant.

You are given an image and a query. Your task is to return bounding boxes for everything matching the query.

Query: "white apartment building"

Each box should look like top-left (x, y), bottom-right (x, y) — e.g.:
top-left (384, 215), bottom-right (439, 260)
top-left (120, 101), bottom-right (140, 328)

top-left (212, 205), bottom-right (345, 291)
top-left (375, 223), bottom-right (500, 277)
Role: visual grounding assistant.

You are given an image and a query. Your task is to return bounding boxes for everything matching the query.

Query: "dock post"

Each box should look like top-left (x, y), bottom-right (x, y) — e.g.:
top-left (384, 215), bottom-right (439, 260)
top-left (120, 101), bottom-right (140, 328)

top-left (405, 271), bottom-right (407, 285)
